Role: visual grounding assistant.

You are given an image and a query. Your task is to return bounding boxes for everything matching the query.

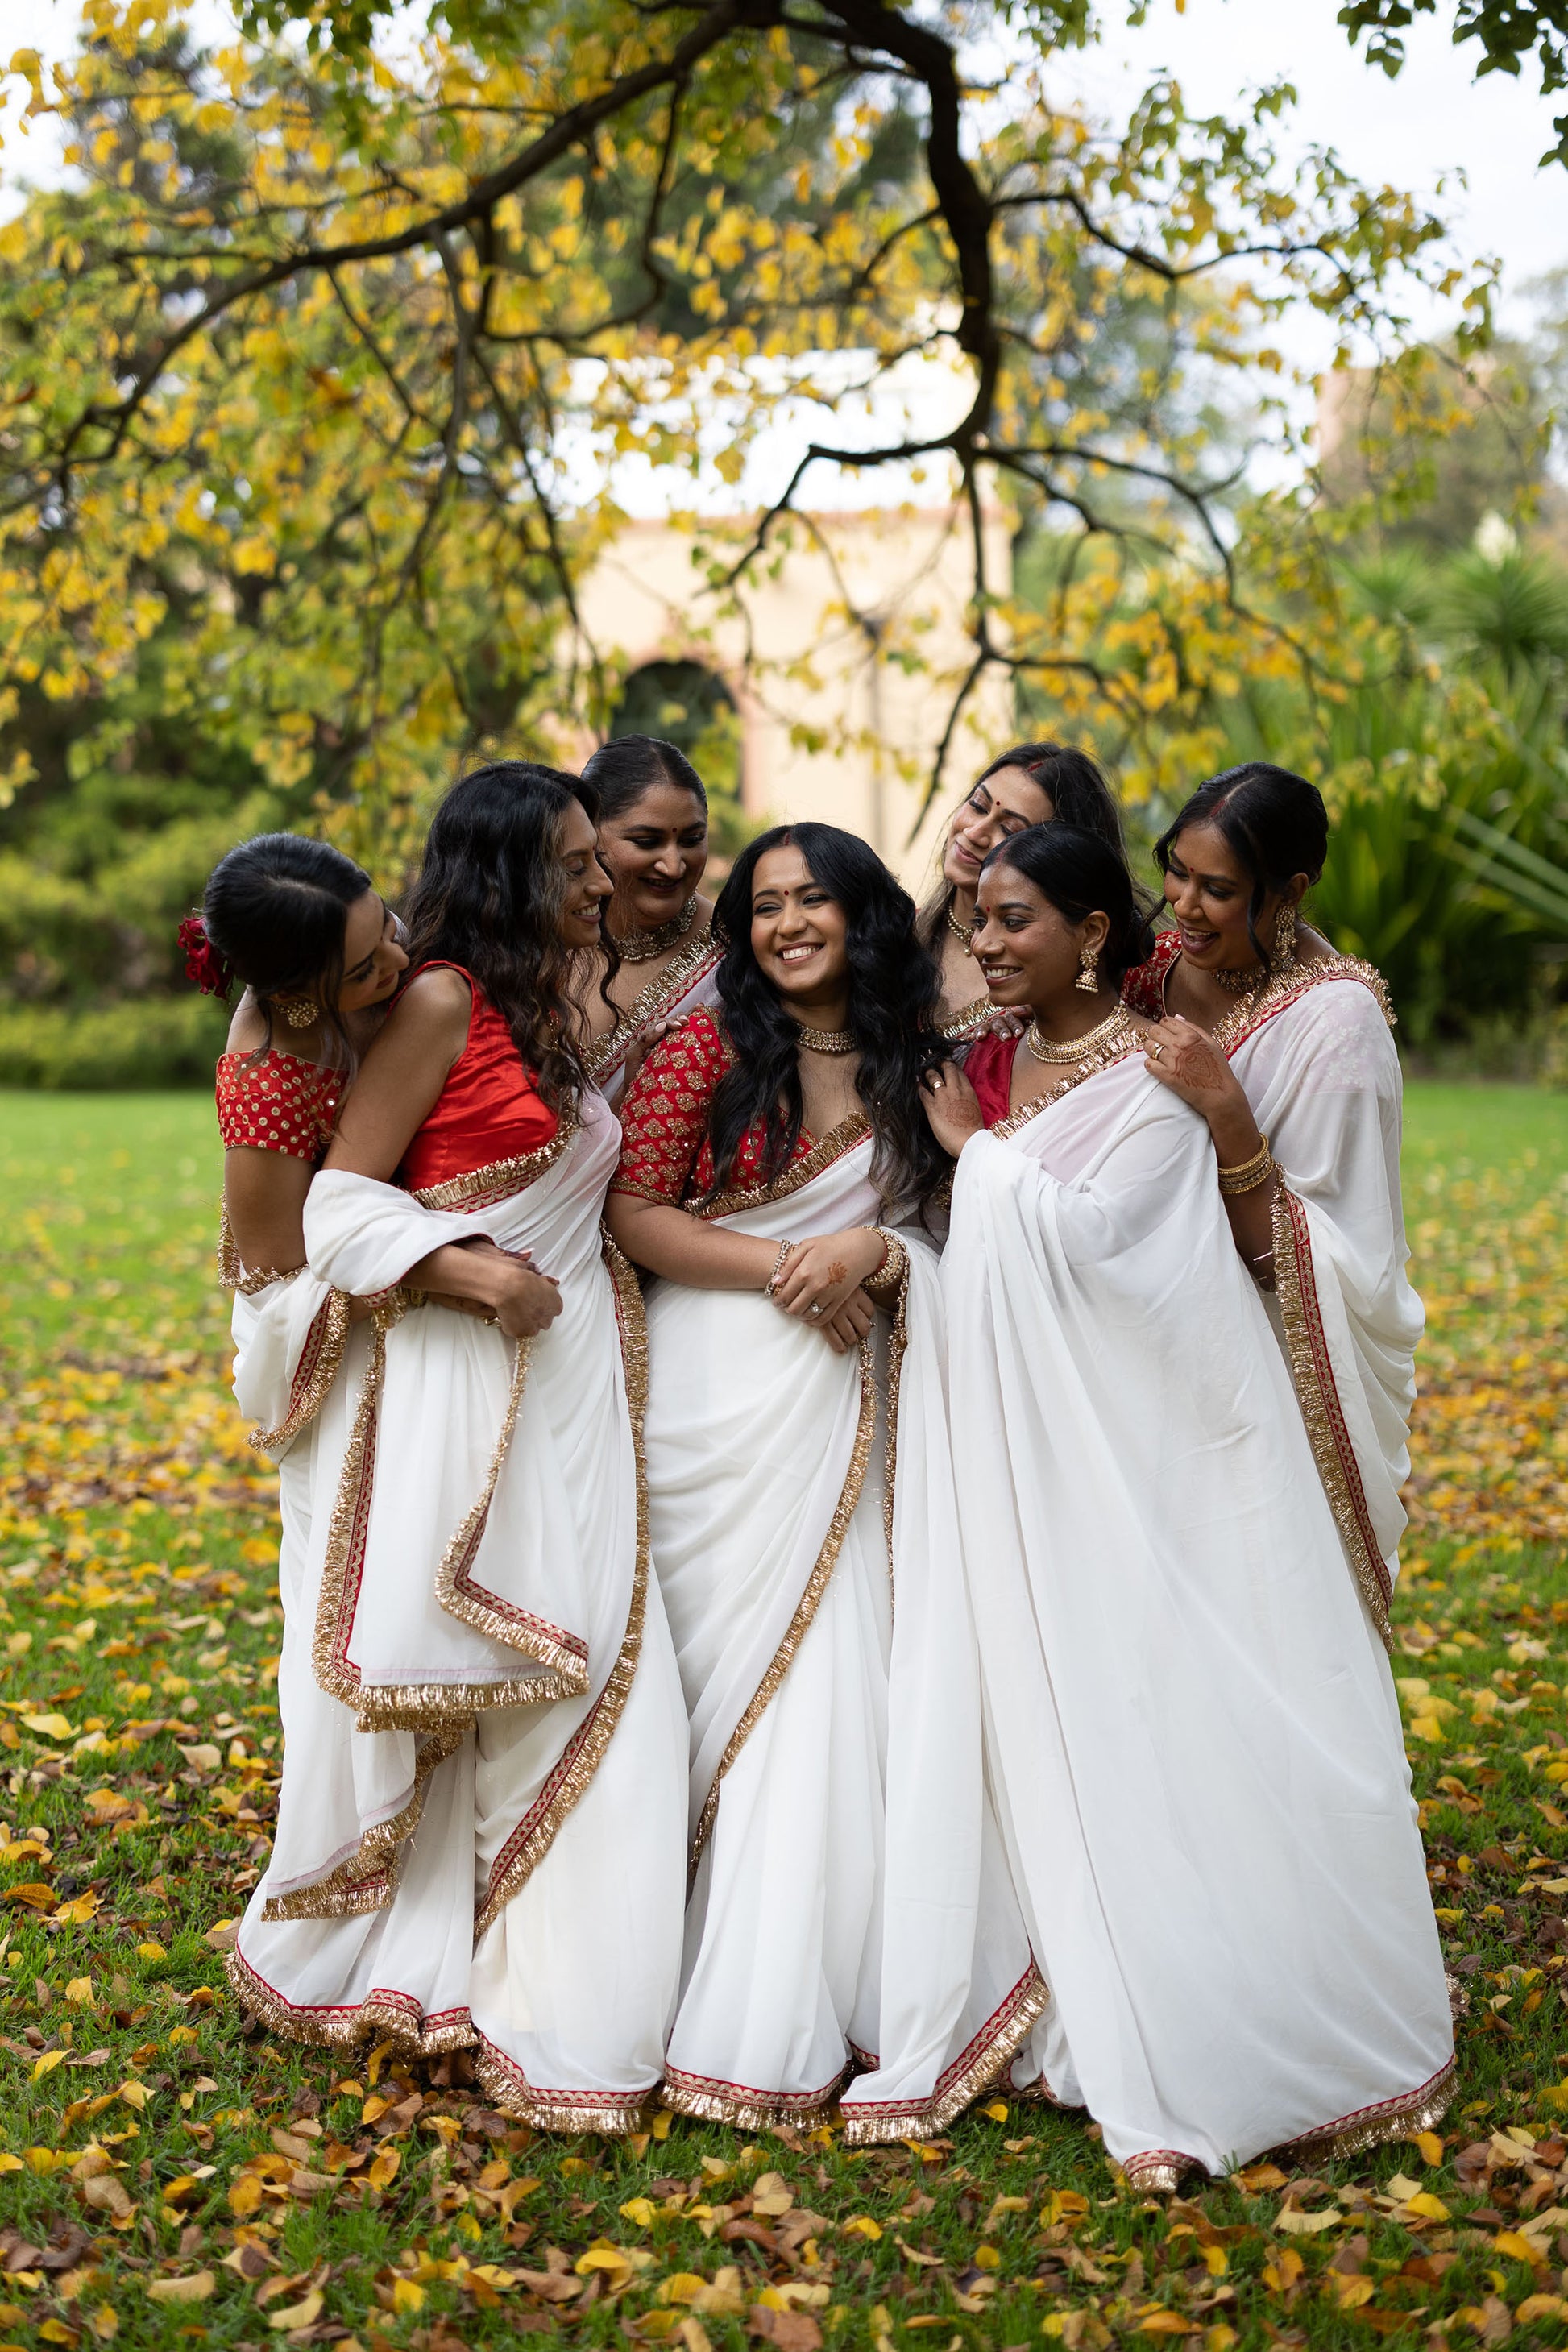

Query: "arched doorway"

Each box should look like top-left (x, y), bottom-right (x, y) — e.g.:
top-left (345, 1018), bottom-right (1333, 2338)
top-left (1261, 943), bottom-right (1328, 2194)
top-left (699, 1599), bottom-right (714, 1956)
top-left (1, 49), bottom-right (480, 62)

top-left (610, 660), bottom-right (748, 852)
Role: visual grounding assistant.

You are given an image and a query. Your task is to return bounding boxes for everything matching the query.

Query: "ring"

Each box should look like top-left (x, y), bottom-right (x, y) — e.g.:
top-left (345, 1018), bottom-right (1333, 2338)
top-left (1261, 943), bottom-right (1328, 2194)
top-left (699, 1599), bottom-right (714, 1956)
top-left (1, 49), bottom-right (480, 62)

top-left (1148, 1039), bottom-right (1164, 1061)
top-left (809, 1303), bottom-right (823, 1317)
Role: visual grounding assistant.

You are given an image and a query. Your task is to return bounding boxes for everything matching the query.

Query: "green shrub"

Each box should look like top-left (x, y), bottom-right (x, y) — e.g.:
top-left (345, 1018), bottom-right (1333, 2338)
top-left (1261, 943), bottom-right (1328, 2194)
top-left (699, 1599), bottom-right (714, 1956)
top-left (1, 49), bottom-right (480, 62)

top-left (0, 995), bottom-right (230, 1089)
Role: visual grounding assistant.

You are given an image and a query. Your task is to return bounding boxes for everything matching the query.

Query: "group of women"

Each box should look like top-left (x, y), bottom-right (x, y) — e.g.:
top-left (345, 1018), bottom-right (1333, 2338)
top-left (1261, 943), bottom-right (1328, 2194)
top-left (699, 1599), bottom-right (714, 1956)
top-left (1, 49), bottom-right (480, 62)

top-left (191, 734), bottom-right (1456, 2190)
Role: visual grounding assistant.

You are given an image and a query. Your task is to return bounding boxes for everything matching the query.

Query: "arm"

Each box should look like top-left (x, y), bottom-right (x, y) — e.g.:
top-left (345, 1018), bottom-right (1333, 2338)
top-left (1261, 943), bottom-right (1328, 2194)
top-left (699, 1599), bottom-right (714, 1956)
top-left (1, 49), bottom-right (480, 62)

top-left (1142, 1015), bottom-right (1276, 1274)
top-left (223, 1147), bottom-right (313, 1281)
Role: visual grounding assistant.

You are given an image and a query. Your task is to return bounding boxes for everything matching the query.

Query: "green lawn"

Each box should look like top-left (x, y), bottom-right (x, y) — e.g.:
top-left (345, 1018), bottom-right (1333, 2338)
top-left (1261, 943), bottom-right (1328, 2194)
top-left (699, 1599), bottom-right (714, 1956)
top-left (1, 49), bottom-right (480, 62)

top-left (0, 1081), bottom-right (1566, 2352)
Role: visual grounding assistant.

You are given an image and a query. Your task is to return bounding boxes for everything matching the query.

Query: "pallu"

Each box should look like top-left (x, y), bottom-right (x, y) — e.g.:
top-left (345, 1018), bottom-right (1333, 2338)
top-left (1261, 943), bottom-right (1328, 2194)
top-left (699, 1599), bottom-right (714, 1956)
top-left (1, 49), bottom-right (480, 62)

top-left (647, 1120), bottom-right (1041, 2134)
top-left (945, 1054), bottom-right (1454, 2180)
top-left (230, 1092), bottom-right (687, 2130)
top-left (584, 930), bottom-right (723, 1110)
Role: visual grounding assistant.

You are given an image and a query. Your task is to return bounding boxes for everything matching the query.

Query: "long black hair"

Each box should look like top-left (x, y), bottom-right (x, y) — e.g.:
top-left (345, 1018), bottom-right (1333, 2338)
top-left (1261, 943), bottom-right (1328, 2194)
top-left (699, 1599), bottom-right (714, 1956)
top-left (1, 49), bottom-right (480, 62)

top-left (203, 832), bottom-right (372, 1068)
top-left (581, 733), bottom-right (708, 821)
top-left (703, 823), bottom-right (948, 1220)
top-left (983, 822), bottom-right (1157, 986)
top-left (920, 739), bottom-right (1128, 948)
top-left (402, 760), bottom-right (612, 1112)
top-left (1155, 763), bottom-right (1328, 967)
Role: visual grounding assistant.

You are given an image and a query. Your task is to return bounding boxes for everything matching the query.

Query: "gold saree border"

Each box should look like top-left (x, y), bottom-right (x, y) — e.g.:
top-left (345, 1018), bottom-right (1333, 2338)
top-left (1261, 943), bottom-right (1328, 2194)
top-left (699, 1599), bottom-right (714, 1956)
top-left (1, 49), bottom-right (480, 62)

top-left (689, 1325), bottom-right (880, 1870)
top-left (840, 1962), bottom-right (1052, 2145)
top-left (259, 1725), bottom-right (465, 1923)
top-left (218, 1203), bottom-right (303, 1297)
top-left (662, 2060), bottom-right (851, 2134)
top-left (1270, 1185), bottom-right (1395, 1653)
top-left (1273, 2052), bottom-right (1456, 2163)
top-left (247, 1287), bottom-right (353, 1458)
top-left (409, 1103), bottom-right (579, 1212)
top-left (583, 930), bottom-right (721, 1084)
top-left (471, 1233), bottom-right (652, 1936)
top-left (1213, 952), bottom-right (1395, 1056)
top-left (694, 1113), bottom-right (873, 1222)
top-left (473, 2029), bottom-right (655, 2134)
top-left (872, 1230), bottom-right (911, 1579)
top-left (938, 995), bottom-right (998, 1044)
top-left (227, 1943), bottom-right (475, 2056)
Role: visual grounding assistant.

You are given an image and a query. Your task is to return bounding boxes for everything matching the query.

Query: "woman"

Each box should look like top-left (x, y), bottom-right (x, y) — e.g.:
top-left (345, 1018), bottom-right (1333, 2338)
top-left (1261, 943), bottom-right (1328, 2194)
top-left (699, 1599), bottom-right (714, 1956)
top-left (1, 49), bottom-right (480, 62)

top-left (923, 823), bottom-right (1454, 2186)
top-left (1125, 762), bottom-right (1423, 1648)
top-left (230, 764), bottom-right (687, 2130)
top-left (606, 824), bottom-right (1040, 2134)
top-left (919, 740), bottom-right (1127, 1042)
top-left (577, 734), bottom-right (722, 1105)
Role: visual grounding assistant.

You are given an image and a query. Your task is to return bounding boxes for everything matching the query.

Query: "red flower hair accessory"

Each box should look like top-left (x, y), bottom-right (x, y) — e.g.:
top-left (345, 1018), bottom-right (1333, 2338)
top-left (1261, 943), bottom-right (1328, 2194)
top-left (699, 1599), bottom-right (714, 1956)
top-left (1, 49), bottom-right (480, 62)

top-left (179, 913), bottom-right (233, 998)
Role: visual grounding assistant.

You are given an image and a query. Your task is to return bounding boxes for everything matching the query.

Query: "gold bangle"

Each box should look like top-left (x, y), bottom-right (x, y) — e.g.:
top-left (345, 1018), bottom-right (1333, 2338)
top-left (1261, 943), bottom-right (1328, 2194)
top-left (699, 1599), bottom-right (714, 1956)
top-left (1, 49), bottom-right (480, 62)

top-left (765, 1239), bottom-right (797, 1296)
top-left (1217, 1134), bottom-right (1276, 1196)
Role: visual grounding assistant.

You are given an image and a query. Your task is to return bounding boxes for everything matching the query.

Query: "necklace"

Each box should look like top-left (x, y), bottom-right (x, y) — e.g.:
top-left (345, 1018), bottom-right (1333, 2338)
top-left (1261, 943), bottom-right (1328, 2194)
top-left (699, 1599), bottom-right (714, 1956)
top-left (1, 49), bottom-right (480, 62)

top-left (945, 902), bottom-right (975, 950)
top-left (614, 896), bottom-right (697, 964)
top-left (1024, 1004), bottom-right (1129, 1064)
top-left (793, 1020), bottom-right (857, 1056)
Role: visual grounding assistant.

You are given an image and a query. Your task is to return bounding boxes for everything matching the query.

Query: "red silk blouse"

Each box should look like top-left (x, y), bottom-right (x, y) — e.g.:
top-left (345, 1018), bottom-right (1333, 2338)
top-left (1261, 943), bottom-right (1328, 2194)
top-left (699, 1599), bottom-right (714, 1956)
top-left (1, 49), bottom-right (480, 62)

top-left (400, 963), bottom-right (558, 1193)
top-left (612, 1006), bottom-right (819, 1206)
top-left (1121, 928), bottom-right (1180, 1021)
top-left (964, 1030), bottom-right (1018, 1130)
top-left (216, 1048), bottom-right (342, 1166)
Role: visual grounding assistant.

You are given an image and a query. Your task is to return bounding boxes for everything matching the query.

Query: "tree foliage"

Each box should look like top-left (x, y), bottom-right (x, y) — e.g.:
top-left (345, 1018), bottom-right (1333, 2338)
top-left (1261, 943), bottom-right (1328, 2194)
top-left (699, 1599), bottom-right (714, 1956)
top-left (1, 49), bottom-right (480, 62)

top-left (1338, 0), bottom-right (1568, 164)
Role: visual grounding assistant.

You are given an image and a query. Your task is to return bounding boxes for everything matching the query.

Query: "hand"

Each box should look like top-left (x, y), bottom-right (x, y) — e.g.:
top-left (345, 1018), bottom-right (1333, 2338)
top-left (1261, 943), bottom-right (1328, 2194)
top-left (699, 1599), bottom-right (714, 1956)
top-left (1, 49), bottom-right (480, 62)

top-left (620, 1013), bottom-right (691, 1095)
top-left (819, 1288), bottom-right (875, 1355)
top-left (493, 1259), bottom-right (563, 1341)
top-left (769, 1228), bottom-right (887, 1329)
top-left (919, 1060), bottom-right (985, 1155)
top-left (1143, 1015), bottom-right (1255, 1139)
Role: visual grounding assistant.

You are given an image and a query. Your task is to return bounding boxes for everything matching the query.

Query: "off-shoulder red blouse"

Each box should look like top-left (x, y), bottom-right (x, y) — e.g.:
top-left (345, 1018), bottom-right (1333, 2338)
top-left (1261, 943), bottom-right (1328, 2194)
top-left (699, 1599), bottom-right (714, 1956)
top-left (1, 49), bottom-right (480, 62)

top-left (216, 1047), bottom-right (342, 1166)
top-left (612, 1006), bottom-right (819, 1205)
top-left (400, 962), bottom-right (558, 1193)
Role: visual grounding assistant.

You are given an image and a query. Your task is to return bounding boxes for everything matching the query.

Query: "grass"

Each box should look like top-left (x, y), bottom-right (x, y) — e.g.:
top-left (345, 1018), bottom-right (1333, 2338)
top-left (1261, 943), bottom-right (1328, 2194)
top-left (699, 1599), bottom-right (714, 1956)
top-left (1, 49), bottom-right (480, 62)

top-left (0, 1079), bottom-right (1566, 2352)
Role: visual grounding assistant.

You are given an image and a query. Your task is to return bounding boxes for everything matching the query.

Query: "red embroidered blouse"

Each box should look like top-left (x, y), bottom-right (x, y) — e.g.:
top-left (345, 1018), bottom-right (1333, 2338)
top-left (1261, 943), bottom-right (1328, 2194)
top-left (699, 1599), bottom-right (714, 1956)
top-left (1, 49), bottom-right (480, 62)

top-left (964, 1030), bottom-right (1019, 1130)
top-left (612, 1006), bottom-right (819, 1205)
top-left (400, 962), bottom-right (558, 1193)
top-left (1121, 928), bottom-right (1180, 1021)
top-left (216, 1048), bottom-right (342, 1166)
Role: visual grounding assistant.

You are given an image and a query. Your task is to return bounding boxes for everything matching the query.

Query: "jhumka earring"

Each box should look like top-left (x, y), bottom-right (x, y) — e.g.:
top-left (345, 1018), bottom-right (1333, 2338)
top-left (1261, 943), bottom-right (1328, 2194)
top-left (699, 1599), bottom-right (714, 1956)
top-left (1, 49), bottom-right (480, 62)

top-left (1076, 942), bottom-right (1100, 993)
top-left (1270, 902), bottom-right (1297, 973)
top-left (276, 994), bottom-right (318, 1029)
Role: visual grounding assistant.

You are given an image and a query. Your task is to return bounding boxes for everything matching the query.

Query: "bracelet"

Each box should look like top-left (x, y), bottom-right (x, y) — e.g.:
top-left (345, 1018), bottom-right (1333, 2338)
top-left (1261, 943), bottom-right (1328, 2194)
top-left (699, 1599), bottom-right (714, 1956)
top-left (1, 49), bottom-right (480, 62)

top-left (1217, 1132), bottom-right (1276, 1196)
top-left (765, 1239), bottom-right (797, 1296)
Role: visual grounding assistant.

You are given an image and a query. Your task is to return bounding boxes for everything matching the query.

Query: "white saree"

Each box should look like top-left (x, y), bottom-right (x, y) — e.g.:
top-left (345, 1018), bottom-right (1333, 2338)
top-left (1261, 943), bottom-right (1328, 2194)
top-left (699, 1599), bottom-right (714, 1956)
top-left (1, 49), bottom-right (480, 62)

top-left (644, 1123), bottom-right (1040, 2133)
top-left (230, 1093), bottom-right (687, 2129)
top-left (586, 930), bottom-right (723, 1110)
top-left (1221, 961), bottom-right (1424, 1644)
top-left (946, 1052), bottom-right (1454, 2178)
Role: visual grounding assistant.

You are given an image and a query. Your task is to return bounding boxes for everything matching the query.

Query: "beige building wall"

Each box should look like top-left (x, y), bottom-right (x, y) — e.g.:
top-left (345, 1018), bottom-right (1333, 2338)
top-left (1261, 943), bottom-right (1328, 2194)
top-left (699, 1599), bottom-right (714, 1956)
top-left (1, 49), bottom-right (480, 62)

top-left (574, 501), bottom-right (1016, 895)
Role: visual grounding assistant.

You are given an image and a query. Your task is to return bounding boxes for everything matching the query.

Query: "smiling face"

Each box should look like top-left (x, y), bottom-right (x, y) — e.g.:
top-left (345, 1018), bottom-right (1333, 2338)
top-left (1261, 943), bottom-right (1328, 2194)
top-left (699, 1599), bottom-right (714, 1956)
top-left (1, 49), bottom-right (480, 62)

top-left (972, 859), bottom-right (1110, 1020)
top-left (557, 799), bottom-right (616, 951)
top-left (333, 890), bottom-right (409, 1014)
top-left (1163, 818), bottom-right (1300, 976)
top-left (599, 778), bottom-right (709, 934)
top-left (943, 765), bottom-right (1054, 898)
top-left (749, 842), bottom-right (850, 1011)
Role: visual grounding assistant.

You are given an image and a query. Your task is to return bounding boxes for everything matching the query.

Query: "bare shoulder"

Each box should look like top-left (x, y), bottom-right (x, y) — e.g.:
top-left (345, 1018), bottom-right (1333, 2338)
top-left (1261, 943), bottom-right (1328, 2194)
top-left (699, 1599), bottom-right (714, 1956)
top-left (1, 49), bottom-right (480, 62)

top-left (375, 966), bottom-right (471, 1051)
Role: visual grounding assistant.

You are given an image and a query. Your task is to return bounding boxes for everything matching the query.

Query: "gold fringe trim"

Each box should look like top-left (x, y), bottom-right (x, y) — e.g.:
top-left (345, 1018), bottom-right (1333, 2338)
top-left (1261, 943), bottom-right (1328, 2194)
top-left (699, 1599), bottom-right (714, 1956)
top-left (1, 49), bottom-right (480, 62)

top-left (410, 1105), bottom-right (579, 1212)
top-left (471, 1234), bottom-right (653, 1937)
top-left (662, 2064), bottom-right (849, 2133)
top-left (218, 1201), bottom-right (303, 1296)
top-left (840, 1964), bottom-right (1052, 2145)
top-left (1273, 2053), bottom-right (1457, 2164)
top-left (1211, 951), bottom-right (1395, 1057)
top-left (351, 1670), bottom-right (583, 1734)
top-left (695, 1114), bottom-right (873, 1222)
top-left (473, 2034), bottom-right (654, 2135)
top-left (583, 929), bottom-right (720, 1084)
top-left (690, 1328), bottom-right (880, 1869)
top-left (871, 1231), bottom-right (911, 1583)
top-left (1120, 2151), bottom-right (1193, 2196)
top-left (226, 1945), bottom-right (475, 2056)
top-left (259, 1726), bottom-right (466, 1922)
top-left (1269, 1185), bottom-right (1394, 1653)
top-left (938, 995), bottom-right (998, 1044)
top-left (248, 1286), bottom-right (354, 1457)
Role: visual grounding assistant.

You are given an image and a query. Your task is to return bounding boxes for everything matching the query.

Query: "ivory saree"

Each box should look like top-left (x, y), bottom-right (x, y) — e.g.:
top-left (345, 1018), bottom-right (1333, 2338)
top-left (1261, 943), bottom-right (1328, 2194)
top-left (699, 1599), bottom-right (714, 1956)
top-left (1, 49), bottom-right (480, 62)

top-left (624, 1093), bottom-right (1039, 2133)
top-left (584, 927), bottom-right (723, 1110)
top-left (230, 1091), bottom-right (687, 2129)
top-left (946, 1051), bottom-right (1454, 2177)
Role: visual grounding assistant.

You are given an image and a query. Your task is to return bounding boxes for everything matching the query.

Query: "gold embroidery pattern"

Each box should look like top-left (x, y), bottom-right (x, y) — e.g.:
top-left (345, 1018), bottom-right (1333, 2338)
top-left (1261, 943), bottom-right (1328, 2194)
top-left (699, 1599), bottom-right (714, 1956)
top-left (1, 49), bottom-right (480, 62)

top-left (471, 1234), bottom-right (652, 1936)
top-left (690, 1326), bottom-right (880, 1869)
top-left (694, 1114), bottom-right (874, 1222)
top-left (840, 1964), bottom-right (1052, 2145)
top-left (938, 994), bottom-right (998, 1044)
top-left (259, 1725), bottom-right (466, 1921)
top-left (1274, 2052), bottom-right (1456, 2163)
top-left (409, 1103), bottom-right (580, 1212)
top-left (1121, 2150), bottom-right (1195, 2195)
top-left (226, 1945), bottom-right (475, 2056)
top-left (218, 1203), bottom-right (303, 1296)
top-left (1270, 1185), bottom-right (1395, 1653)
top-left (662, 2062), bottom-right (850, 2133)
top-left (1212, 952), bottom-right (1395, 1056)
top-left (583, 930), bottom-right (721, 1083)
top-left (472, 2030), bottom-right (655, 2134)
top-left (247, 1288), bottom-right (353, 1457)
top-left (871, 1231), bottom-right (911, 1580)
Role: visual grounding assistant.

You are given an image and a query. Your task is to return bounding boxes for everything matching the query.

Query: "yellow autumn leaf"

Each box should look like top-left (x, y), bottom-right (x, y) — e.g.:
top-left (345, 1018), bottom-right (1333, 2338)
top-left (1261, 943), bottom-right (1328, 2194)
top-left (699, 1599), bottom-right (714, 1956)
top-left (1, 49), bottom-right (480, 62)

top-left (268, 2288), bottom-right (324, 2330)
top-left (659, 2275), bottom-right (709, 2304)
top-left (367, 2147), bottom-right (400, 2191)
top-left (620, 2196), bottom-right (657, 2227)
top-left (32, 2048), bottom-right (66, 2080)
top-left (22, 1713), bottom-right (76, 1739)
top-left (1492, 2229), bottom-right (1545, 2263)
top-left (982, 2100), bottom-right (1009, 2120)
top-left (1408, 2130), bottom-right (1445, 2165)
top-left (390, 2279), bottom-right (425, 2313)
top-left (147, 2273), bottom-right (214, 2304)
top-left (842, 2216), bottom-right (883, 2240)
top-left (1400, 2191), bottom-right (1450, 2222)
top-left (117, 2080), bottom-right (149, 2110)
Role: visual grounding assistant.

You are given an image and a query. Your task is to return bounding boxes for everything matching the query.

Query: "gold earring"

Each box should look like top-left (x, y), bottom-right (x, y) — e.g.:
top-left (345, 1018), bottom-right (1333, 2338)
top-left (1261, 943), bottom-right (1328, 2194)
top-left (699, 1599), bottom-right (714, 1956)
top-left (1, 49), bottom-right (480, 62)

top-left (1076, 941), bottom-right (1099, 993)
top-left (1270, 902), bottom-right (1297, 973)
top-left (276, 993), bottom-right (317, 1029)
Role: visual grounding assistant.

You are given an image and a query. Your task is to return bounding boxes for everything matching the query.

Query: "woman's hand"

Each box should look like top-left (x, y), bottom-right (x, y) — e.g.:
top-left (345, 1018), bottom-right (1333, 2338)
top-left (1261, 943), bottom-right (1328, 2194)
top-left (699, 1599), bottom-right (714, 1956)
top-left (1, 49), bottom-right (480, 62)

top-left (492, 1259), bottom-right (563, 1341)
top-left (819, 1288), bottom-right (875, 1356)
top-left (1142, 1016), bottom-right (1259, 1159)
top-left (617, 1013), bottom-right (690, 1096)
top-left (769, 1228), bottom-right (888, 1329)
top-left (919, 1060), bottom-right (985, 1155)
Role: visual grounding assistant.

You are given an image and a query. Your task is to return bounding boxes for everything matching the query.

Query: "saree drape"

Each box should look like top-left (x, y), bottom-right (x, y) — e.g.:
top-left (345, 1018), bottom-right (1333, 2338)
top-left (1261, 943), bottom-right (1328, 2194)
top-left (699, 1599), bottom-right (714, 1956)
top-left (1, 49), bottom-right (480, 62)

top-left (586, 932), bottom-right (723, 1110)
top-left (945, 1056), bottom-right (1454, 2176)
top-left (230, 1093), bottom-right (687, 2130)
top-left (644, 1124), bottom-right (1040, 2134)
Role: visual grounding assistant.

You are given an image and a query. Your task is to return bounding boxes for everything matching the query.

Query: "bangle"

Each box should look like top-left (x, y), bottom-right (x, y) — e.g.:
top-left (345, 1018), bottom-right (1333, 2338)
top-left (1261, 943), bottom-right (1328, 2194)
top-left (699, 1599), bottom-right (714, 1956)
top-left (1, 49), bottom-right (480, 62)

top-left (1217, 1132), bottom-right (1275, 1196)
top-left (765, 1239), bottom-right (797, 1296)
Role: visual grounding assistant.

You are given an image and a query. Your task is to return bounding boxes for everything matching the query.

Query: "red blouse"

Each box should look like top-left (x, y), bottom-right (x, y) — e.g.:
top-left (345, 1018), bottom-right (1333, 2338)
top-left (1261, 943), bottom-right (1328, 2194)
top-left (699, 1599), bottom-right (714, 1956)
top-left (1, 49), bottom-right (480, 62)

top-left (216, 1047), bottom-right (341, 1166)
top-left (1121, 928), bottom-right (1180, 1020)
top-left (612, 1006), bottom-right (819, 1205)
top-left (400, 963), bottom-right (559, 1193)
top-left (964, 1030), bottom-right (1019, 1130)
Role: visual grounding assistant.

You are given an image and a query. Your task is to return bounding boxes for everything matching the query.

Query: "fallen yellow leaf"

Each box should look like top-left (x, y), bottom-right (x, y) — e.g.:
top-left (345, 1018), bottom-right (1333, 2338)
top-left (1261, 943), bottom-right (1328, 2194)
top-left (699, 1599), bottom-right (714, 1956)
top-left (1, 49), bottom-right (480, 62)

top-left (147, 2273), bottom-right (214, 2304)
top-left (268, 2288), bottom-right (324, 2330)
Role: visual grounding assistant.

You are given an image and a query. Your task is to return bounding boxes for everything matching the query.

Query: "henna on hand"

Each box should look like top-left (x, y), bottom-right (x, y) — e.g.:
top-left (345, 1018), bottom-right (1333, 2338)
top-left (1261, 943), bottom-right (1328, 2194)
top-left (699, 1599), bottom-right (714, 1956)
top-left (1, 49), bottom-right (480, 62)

top-left (826, 1260), bottom-right (848, 1286)
top-left (1168, 1036), bottom-right (1228, 1091)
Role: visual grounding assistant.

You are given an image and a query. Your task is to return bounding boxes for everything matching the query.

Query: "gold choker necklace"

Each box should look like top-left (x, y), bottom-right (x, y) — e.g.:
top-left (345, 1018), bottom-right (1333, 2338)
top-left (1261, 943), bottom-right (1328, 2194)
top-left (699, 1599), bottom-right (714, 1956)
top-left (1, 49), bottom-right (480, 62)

top-left (1025, 1005), bottom-right (1129, 1064)
top-left (793, 1020), bottom-right (857, 1056)
top-left (945, 902), bottom-right (975, 950)
top-left (615, 897), bottom-right (697, 964)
